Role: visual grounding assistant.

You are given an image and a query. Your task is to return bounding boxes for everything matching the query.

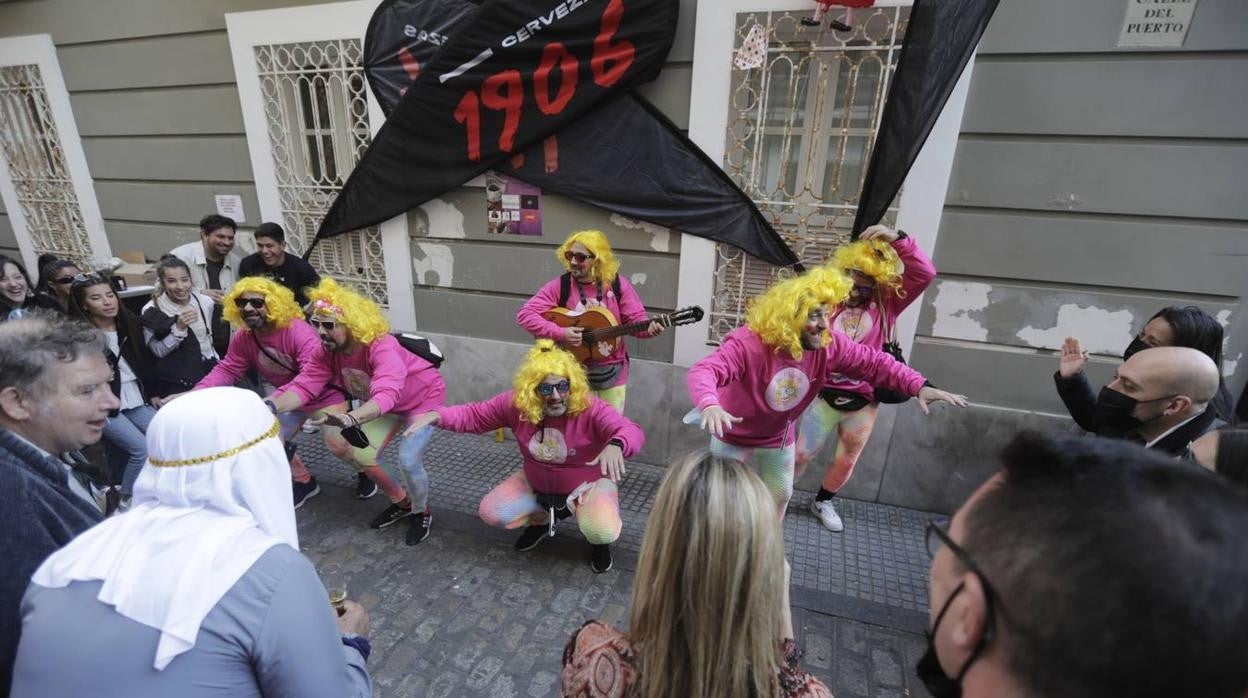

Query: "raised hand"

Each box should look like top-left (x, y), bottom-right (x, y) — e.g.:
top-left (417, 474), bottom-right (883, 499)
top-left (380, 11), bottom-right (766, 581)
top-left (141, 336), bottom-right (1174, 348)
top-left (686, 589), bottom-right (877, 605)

top-left (176, 307), bottom-right (198, 330)
top-left (916, 386), bottom-right (969, 415)
top-left (859, 224), bottom-right (899, 243)
top-left (699, 405), bottom-right (743, 438)
top-left (1059, 336), bottom-right (1088, 379)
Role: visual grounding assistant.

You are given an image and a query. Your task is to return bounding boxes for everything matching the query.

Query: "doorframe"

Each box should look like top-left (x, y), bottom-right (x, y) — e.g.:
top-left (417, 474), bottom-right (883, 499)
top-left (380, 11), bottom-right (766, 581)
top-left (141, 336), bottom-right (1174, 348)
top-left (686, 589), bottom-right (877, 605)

top-left (0, 33), bottom-right (110, 274)
top-left (225, 1), bottom-right (418, 330)
top-left (673, 0), bottom-right (976, 367)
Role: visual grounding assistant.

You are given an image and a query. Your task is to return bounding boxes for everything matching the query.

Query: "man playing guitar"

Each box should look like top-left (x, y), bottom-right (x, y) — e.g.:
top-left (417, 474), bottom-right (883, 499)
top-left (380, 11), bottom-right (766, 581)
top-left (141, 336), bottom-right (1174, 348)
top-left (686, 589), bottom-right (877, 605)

top-left (517, 230), bottom-right (663, 413)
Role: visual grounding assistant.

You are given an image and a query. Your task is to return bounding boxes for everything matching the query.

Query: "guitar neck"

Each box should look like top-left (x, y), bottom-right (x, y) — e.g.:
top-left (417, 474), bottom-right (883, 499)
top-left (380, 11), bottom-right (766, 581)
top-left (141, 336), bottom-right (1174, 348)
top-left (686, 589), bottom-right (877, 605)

top-left (587, 317), bottom-right (660, 341)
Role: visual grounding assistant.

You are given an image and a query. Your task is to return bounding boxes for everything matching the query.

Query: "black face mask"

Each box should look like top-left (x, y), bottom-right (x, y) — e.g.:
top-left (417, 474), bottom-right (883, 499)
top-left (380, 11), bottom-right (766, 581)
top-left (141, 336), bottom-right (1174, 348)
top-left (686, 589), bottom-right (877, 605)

top-left (1123, 337), bottom-right (1149, 361)
top-left (916, 580), bottom-right (994, 698)
top-left (1094, 386), bottom-right (1145, 434)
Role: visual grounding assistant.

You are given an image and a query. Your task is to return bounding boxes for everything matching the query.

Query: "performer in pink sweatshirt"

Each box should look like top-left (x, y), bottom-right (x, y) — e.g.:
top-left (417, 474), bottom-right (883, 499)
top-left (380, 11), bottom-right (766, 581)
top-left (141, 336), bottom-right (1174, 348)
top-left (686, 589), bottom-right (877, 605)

top-left (516, 229), bottom-right (663, 413)
top-left (796, 225), bottom-right (939, 533)
top-left (269, 278), bottom-right (446, 546)
top-left (193, 277), bottom-right (340, 509)
top-left (406, 341), bottom-right (643, 574)
top-left (686, 267), bottom-right (965, 520)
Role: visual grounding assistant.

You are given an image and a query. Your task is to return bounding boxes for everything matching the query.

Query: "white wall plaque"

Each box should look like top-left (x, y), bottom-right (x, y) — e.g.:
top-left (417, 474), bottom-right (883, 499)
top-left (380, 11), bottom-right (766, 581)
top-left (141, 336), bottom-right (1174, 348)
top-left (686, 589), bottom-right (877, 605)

top-left (1118, 0), bottom-right (1198, 48)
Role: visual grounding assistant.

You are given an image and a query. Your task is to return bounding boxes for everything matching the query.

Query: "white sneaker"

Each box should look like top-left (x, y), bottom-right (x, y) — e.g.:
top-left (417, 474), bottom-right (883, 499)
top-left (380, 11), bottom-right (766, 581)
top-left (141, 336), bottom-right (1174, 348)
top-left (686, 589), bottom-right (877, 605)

top-left (811, 499), bottom-right (844, 532)
top-left (301, 420), bottom-right (319, 434)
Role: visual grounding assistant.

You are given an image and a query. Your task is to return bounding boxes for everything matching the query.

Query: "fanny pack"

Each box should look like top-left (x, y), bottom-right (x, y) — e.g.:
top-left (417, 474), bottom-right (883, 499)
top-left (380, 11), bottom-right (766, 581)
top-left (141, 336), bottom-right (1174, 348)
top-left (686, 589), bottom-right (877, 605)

top-left (821, 387), bottom-right (872, 412)
top-left (585, 363), bottom-right (622, 391)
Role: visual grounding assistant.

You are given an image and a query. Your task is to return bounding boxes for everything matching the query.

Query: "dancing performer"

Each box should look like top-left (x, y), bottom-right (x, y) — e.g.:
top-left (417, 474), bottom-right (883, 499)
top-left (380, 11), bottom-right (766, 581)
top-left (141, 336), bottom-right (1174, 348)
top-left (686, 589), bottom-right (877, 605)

top-left (269, 279), bottom-right (445, 546)
top-left (193, 277), bottom-right (338, 508)
top-left (687, 268), bottom-right (965, 520)
top-left (794, 225), bottom-right (936, 532)
top-left (406, 340), bottom-right (642, 573)
top-left (516, 230), bottom-right (663, 412)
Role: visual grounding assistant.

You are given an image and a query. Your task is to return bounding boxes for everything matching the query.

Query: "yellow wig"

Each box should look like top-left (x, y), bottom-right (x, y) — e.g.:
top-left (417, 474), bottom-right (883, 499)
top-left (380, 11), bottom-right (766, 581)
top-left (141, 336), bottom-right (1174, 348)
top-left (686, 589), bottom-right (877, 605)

top-left (555, 230), bottom-right (620, 286)
top-left (745, 267), bottom-right (852, 359)
top-left (512, 339), bottom-right (591, 424)
top-left (221, 277), bottom-right (303, 329)
top-left (305, 277), bottom-right (390, 344)
top-left (831, 239), bottom-right (904, 295)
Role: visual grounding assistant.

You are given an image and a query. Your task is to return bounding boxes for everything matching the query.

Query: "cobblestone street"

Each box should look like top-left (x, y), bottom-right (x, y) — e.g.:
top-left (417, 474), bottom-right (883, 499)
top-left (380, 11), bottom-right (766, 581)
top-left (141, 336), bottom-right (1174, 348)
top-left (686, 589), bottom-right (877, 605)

top-left (296, 429), bottom-right (935, 697)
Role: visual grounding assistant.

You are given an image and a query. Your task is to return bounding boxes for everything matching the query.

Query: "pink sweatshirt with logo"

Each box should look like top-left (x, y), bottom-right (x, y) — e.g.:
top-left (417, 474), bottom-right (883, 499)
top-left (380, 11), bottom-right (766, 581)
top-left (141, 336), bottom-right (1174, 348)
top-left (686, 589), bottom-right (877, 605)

top-left (687, 327), bottom-right (927, 448)
top-left (195, 319), bottom-right (341, 411)
top-left (515, 274), bottom-right (654, 385)
top-left (828, 235), bottom-right (936, 398)
top-left (274, 333), bottom-right (445, 416)
top-left (435, 391), bottom-right (644, 495)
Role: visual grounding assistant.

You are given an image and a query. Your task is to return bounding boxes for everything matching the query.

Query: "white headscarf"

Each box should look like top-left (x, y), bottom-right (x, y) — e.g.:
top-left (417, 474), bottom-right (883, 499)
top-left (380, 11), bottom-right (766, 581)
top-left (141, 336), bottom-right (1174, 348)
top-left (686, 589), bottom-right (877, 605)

top-left (31, 387), bottom-right (298, 670)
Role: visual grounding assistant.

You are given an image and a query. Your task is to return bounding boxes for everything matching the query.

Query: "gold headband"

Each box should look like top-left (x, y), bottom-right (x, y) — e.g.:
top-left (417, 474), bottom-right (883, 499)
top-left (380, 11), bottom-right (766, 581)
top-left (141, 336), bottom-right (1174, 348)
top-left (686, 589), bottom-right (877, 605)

top-left (148, 419), bottom-right (281, 468)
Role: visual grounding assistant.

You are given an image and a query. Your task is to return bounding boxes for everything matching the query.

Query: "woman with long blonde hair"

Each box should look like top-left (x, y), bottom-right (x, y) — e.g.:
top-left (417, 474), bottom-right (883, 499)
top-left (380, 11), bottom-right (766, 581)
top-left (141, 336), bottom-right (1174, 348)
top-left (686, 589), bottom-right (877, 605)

top-left (561, 451), bottom-right (832, 697)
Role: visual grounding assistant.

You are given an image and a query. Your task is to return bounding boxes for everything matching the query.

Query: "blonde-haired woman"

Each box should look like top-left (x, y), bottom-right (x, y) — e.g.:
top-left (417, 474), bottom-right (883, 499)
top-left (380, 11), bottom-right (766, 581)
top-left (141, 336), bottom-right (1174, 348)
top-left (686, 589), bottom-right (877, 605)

top-left (561, 451), bottom-right (832, 697)
top-left (515, 229), bottom-right (663, 413)
top-left (406, 340), bottom-right (643, 573)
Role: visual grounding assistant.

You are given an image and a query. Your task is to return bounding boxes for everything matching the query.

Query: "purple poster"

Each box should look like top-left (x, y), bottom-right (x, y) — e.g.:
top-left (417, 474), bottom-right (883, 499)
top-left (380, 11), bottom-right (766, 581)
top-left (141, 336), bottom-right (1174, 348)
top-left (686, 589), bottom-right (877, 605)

top-left (485, 172), bottom-right (542, 236)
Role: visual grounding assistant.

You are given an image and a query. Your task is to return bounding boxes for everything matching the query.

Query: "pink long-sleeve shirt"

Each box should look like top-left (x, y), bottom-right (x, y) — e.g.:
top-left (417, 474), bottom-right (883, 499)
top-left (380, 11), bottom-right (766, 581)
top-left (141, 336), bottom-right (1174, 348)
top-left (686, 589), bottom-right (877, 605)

top-left (435, 391), bottom-right (644, 495)
top-left (828, 236), bottom-right (936, 398)
top-left (274, 333), bottom-right (445, 416)
top-left (195, 319), bottom-right (341, 411)
top-left (687, 327), bottom-right (927, 448)
top-left (515, 274), bottom-right (654, 385)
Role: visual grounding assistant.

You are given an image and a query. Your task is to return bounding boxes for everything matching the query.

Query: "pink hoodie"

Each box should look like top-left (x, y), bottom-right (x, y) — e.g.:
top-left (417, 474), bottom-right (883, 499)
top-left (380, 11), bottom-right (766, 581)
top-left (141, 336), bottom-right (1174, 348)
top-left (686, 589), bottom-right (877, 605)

top-left (515, 274), bottom-right (654, 385)
top-left (195, 319), bottom-right (341, 411)
top-left (435, 391), bottom-right (644, 494)
top-left (274, 333), bottom-right (445, 416)
top-left (686, 327), bottom-right (927, 448)
top-left (828, 235), bottom-right (936, 398)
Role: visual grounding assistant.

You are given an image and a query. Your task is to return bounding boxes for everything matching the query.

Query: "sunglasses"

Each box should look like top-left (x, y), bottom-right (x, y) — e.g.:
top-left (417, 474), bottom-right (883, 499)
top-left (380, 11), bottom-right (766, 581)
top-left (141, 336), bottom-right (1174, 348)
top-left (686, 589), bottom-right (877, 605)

top-left (852, 284), bottom-right (875, 296)
top-left (52, 276), bottom-right (77, 285)
top-left (70, 272), bottom-right (109, 287)
top-left (563, 251), bottom-right (595, 264)
top-left (536, 380), bottom-right (571, 397)
top-left (234, 297), bottom-right (266, 309)
top-left (309, 318), bottom-right (339, 331)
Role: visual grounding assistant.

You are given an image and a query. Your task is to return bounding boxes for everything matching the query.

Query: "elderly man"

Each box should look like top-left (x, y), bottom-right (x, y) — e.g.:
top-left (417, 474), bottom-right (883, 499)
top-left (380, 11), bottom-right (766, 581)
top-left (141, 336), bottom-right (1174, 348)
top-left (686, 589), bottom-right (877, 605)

top-left (0, 314), bottom-right (115, 693)
top-left (11, 387), bottom-right (373, 697)
top-left (1091, 346), bottom-right (1223, 456)
top-left (920, 431), bottom-right (1248, 698)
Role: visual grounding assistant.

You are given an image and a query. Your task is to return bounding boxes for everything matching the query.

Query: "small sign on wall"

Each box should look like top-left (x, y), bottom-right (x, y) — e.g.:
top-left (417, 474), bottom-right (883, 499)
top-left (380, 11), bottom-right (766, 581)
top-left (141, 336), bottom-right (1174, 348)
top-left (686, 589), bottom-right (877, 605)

top-left (1118, 0), bottom-right (1198, 48)
top-left (214, 194), bottom-right (245, 223)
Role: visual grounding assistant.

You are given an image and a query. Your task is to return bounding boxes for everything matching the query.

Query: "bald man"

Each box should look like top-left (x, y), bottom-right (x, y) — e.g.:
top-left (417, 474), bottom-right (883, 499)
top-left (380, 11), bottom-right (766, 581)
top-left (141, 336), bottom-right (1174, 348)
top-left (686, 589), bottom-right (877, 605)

top-left (1093, 346), bottom-right (1225, 457)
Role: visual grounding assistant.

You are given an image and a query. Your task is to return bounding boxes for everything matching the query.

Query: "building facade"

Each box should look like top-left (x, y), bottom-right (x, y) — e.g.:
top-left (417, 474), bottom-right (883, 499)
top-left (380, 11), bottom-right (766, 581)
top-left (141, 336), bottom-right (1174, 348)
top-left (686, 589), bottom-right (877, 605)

top-left (1, 0), bottom-right (1244, 512)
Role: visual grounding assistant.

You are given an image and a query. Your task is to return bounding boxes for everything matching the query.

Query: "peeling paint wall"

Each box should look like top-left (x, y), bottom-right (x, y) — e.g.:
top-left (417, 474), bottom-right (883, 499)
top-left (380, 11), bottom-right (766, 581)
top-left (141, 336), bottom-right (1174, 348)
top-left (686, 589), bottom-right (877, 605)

top-left (1016, 304), bottom-right (1135, 356)
top-left (929, 281), bottom-right (991, 342)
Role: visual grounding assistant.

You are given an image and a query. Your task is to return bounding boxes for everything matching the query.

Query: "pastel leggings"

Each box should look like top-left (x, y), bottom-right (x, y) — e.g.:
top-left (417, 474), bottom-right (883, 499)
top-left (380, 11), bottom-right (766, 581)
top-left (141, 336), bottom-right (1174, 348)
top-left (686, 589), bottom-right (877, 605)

top-left (708, 437), bottom-right (796, 521)
top-left (277, 409), bottom-right (324, 485)
top-left (793, 401), bottom-right (880, 493)
top-left (478, 470), bottom-right (622, 545)
top-left (593, 384), bottom-right (626, 413)
top-left (320, 403), bottom-right (433, 511)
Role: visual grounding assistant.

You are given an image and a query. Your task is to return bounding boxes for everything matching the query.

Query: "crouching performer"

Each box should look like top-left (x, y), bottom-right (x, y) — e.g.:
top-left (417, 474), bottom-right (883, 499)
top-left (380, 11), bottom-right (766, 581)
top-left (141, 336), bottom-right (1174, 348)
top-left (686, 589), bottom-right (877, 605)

top-left (406, 340), bottom-right (642, 573)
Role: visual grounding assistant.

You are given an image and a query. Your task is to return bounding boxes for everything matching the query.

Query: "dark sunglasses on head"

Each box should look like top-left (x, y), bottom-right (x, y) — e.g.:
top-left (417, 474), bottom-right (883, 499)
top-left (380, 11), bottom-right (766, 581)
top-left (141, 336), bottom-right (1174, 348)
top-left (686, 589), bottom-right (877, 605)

top-left (52, 276), bottom-right (77, 285)
top-left (234, 297), bottom-right (266, 309)
top-left (563, 251), bottom-right (595, 264)
top-left (536, 380), bottom-right (571, 397)
top-left (71, 272), bottom-right (109, 287)
top-left (309, 318), bottom-right (338, 331)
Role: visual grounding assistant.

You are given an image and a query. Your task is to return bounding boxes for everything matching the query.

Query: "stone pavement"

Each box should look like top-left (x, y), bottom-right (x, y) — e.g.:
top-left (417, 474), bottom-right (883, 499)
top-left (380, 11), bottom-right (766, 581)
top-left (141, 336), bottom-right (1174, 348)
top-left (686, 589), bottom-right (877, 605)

top-left (294, 428), bottom-right (937, 697)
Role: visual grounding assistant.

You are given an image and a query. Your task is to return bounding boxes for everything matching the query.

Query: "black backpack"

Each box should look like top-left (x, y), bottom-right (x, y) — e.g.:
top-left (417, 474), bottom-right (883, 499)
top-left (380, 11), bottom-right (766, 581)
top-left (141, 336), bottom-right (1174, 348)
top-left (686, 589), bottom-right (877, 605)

top-left (392, 332), bottom-right (444, 368)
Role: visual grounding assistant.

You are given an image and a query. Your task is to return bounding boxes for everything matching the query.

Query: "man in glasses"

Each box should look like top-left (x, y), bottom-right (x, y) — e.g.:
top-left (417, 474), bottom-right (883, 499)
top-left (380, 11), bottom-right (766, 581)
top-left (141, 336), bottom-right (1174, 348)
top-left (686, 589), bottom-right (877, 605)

top-left (193, 277), bottom-right (339, 508)
top-left (516, 229), bottom-right (663, 413)
top-left (920, 431), bottom-right (1248, 698)
top-left (268, 278), bottom-right (447, 547)
top-left (405, 340), bottom-right (642, 573)
top-left (687, 267), bottom-right (965, 521)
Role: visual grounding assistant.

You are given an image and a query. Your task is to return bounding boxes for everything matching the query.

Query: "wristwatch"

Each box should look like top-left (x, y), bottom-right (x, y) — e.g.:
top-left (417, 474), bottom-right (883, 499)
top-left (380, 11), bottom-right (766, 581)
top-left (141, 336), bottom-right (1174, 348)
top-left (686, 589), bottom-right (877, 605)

top-left (263, 399), bottom-right (277, 414)
top-left (608, 438), bottom-right (624, 449)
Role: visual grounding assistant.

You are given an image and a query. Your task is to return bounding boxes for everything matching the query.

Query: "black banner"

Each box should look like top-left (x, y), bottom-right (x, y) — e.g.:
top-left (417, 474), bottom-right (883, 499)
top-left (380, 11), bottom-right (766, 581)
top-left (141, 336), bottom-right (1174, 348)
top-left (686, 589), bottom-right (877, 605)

top-left (851, 0), bottom-right (1000, 237)
top-left (326, 0), bottom-right (800, 269)
top-left (318, 0), bottom-right (678, 240)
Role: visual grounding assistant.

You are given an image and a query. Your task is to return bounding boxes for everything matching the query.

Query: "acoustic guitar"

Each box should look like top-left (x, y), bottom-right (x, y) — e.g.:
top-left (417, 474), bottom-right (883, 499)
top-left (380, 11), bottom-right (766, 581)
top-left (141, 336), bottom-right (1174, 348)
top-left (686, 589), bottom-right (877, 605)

top-left (542, 305), bottom-right (705, 363)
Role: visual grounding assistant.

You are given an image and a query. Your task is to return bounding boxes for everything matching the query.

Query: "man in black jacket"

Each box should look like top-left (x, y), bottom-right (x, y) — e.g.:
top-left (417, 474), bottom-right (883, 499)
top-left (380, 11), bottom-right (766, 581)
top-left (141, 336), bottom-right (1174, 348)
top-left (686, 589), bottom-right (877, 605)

top-left (1056, 345), bottom-right (1223, 457)
top-left (0, 314), bottom-right (114, 695)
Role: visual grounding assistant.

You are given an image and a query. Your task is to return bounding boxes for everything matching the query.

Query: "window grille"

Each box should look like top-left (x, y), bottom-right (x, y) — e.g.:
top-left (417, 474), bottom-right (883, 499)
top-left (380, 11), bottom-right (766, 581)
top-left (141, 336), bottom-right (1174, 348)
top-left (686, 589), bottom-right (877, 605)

top-left (254, 39), bottom-right (387, 306)
top-left (711, 8), bottom-right (907, 343)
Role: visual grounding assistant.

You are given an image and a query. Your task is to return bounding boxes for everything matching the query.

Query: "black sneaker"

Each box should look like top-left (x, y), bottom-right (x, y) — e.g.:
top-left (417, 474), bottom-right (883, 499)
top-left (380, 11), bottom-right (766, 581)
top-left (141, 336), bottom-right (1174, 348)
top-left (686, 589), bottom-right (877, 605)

top-left (369, 502), bottom-right (413, 529)
top-left (514, 524), bottom-right (548, 552)
top-left (800, 16), bottom-right (820, 26)
top-left (590, 544), bottom-right (613, 574)
top-left (292, 478), bottom-right (321, 509)
top-left (405, 510), bottom-right (433, 546)
top-left (356, 473), bottom-right (379, 499)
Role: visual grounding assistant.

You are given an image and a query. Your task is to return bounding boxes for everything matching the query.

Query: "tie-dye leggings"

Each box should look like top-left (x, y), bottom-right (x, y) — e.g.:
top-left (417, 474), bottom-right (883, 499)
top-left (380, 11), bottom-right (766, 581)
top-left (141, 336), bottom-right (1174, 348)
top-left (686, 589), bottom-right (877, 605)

top-left (320, 402), bottom-right (433, 511)
top-left (708, 437), bottom-right (797, 521)
top-left (593, 384), bottom-right (626, 413)
top-left (793, 400), bottom-right (880, 493)
top-left (478, 470), bottom-right (622, 545)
